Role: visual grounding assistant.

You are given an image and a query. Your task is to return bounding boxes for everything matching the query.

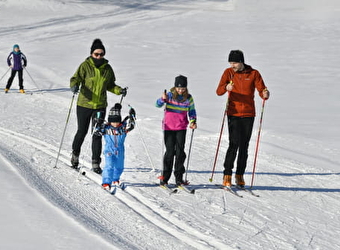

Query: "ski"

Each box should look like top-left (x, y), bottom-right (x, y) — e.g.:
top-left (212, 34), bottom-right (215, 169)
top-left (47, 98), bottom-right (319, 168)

top-left (103, 185), bottom-right (117, 195)
top-left (115, 182), bottom-right (126, 191)
top-left (103, 182), bottom-right (126, 195)
top-left (176, 185), bottom-right (195, 194)
top-left (159, 184), bottom-right (178, 195)
top-left (216, 184), bottom-right (243, 198)
top-left (70, 165), bottom-right (86, 175)
top-left (234, 185), bottom-right (260, 197)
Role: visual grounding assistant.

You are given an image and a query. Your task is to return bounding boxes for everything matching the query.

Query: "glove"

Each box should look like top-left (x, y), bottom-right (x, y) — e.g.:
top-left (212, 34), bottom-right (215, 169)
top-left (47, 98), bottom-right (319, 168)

top-left (93, 123), bottom-right (105, 136)
top-left (93, 111), bottom-right (105, 126)
top-left (120, 87), bottom-right (127, 97)
top-left (129, 107), bottom-right (136, 118)
top-left (71, 85), bottom-right (79, 94)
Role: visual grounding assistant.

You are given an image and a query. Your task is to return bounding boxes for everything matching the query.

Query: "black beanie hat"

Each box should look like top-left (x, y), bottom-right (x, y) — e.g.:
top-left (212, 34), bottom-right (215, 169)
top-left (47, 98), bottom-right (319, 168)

top-left (228, 50), bottom-right (244, 63)
top-left (174, 75), bottom-right (187, 88)
top-left (108, 103), bottom-right (122, 123)
top-left (90, 39), bottom-right (106, 55)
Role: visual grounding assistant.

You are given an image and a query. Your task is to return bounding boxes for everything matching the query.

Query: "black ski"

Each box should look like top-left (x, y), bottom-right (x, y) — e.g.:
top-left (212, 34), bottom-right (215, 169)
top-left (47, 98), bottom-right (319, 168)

top-left (70, 165), bottom-right (86, 175)
top-left (159, 184), bottom-right (178, 195)
top-left (176, 185), bottom-right (195, 194)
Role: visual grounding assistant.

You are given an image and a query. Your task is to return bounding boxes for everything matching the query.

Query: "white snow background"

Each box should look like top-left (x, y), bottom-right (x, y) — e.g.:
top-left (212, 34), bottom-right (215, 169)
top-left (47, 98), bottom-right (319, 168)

top-left (0, 0), bottom-right (339, 249)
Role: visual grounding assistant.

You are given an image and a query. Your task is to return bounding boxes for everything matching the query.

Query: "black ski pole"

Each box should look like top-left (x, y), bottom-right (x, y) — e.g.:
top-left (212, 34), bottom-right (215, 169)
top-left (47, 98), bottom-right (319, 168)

top-left (54, 93), bottom-right (76, 168)
top-left (184, 128), bottom-right (195, 182)
top-left (119, 87), bottom-right (128, 104)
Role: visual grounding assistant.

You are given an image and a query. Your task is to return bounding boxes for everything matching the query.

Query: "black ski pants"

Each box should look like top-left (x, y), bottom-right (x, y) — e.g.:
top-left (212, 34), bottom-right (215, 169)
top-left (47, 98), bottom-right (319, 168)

top-left (6, 69), bottom-right (24, 89)
top-left (162, 130), bottom-right (187, 183)
top-left (72, 105), bottom-right (106, 163)
top-left (223, 116), bottom-right (254, 176)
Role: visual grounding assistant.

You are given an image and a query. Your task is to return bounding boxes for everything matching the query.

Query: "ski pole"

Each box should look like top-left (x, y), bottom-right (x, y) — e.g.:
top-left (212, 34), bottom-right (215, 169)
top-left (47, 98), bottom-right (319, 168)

top-left (184, 128), bottom-right (195, 182)
top-left (159, 89), bottom-right (168, 180)
top-left (0, 68), bottom-right (10, 82)
top-left (24, 68), bottom-right (42, 92)
top-left (54, 93), bottom-right (76, 168)
top-left (119, 87), bottom-right (128, 104)
top-left (250, 98), bottom-right (266, 188)
top-left (209, 91), bottom-right (230, 182)
top-left (128, 104), bottom-right (156, 172)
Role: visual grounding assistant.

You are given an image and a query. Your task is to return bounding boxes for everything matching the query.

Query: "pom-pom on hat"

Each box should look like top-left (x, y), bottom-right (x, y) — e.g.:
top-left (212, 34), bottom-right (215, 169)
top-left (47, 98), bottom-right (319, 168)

top-left (108, 103), bottom-right (122, 123)
top-left (90, 39), bottom-right (106, 55)
top-left (174, 75), bottom-right (187, 88)
top-left (228, 50), bottom-right (244, 63)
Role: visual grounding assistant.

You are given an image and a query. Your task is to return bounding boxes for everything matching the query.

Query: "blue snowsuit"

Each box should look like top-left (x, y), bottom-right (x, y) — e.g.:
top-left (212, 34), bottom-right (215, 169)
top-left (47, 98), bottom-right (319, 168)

top-left (101, 117), bottom-right (134, 185)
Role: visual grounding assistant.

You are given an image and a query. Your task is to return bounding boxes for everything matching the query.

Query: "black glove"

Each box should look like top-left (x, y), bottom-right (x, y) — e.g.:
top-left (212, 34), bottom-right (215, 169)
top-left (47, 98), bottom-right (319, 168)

top-left (129, 107), bottom-right (136, 118)
top-left (120, 87), bottom-right (127, 97)
top-left (93, 123), bottom-right (106, 136)
top-left (71, 85), bottom-right (79, 94)
top-left (93, 111), bottom-right (105, 127)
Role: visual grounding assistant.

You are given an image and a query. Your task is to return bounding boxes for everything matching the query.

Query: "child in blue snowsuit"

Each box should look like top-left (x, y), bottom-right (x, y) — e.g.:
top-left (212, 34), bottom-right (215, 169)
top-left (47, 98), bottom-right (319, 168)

top-left (97, 103), bottom-right (135, 189)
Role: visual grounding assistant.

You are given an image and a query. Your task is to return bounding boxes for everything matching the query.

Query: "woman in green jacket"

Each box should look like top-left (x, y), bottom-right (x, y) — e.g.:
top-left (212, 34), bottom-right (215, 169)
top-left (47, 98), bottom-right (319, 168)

top-left (70, 38), bottom-right (127, 174)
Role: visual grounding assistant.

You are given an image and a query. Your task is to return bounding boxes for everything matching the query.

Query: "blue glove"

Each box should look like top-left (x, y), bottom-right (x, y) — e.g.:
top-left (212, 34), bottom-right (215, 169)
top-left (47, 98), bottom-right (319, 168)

top-left (71, 85), bottom-right (79, 94)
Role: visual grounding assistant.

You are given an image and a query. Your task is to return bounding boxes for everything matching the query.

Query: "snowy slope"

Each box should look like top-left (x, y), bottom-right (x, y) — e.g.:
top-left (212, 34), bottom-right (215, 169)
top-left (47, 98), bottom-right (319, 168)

top-left (0, 0), bottom-right (340, 249)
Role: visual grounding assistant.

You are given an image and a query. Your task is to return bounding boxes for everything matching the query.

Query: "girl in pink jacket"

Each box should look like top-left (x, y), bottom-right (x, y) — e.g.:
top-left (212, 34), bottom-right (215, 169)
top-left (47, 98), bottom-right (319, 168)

top-left (156, 75), bottom-right (197, 186)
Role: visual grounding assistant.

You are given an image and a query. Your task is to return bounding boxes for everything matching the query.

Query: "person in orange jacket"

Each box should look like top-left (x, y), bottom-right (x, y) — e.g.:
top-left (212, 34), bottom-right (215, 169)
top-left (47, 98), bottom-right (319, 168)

top-left (216, 50), bottom-right (270, 188)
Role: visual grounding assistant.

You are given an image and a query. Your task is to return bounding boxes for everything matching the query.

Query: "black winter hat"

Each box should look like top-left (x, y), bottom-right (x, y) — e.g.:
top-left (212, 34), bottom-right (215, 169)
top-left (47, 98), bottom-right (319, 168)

top-left (108, 103), bottom-right (122, 123)
top-left (90, 39), bottom-right (106, 55)
top-left (174, 75), bottom-right (187, 88)
top-left (228, 50), bottom-right (244, 63)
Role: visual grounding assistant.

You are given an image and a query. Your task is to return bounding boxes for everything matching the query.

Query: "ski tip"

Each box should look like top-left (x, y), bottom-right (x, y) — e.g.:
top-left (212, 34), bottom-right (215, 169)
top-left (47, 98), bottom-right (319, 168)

top-left (171, 189), bottom-right (178, 194)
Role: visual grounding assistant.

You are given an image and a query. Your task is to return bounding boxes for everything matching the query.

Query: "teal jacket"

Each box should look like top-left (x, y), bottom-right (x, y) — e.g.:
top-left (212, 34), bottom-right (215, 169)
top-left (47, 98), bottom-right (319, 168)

top-left (70, 57), bottom-right (122, 109)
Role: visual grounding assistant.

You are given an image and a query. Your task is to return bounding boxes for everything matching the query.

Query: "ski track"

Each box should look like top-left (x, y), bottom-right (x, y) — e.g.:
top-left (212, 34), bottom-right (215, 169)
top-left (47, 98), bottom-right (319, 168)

top-left (0, 126), bottom-right (229, 249)
top-left (2, 124), bottom-right (339, 249)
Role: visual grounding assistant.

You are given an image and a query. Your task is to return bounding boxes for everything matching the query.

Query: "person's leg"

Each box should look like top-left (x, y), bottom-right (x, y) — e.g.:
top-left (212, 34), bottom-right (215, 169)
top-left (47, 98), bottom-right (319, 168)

top-left (72, 106), bottom-right (93, 155)
top-left (91, 109), bottom-right (106, 165)
top-left (6, 70), bottom-right (16, 89)
top-left (18, 70), bottom-right (24, 90)
top-left (174, 130), bottom-right (187, 184)
top-left (236, 117), bottom-right (254, 176)
top-left (162, 130), bottom-right (176, 183)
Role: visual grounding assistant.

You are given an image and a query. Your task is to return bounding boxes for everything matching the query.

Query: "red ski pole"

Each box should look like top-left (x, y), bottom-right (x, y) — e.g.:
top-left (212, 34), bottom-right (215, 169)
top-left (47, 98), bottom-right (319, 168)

top-left (250, 98), bottom-right (266, 188)
top-left (209, 91), bottom-right (230, 182)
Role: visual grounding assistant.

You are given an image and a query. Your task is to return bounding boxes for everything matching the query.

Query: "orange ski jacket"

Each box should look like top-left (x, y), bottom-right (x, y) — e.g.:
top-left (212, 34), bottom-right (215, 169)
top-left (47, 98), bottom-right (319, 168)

top-left (216, 65), bottom-right (267, 117)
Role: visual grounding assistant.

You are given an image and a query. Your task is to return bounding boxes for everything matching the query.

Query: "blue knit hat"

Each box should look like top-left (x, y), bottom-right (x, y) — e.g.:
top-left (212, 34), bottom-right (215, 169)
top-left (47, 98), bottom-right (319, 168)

top-left (13, 44), bottom-right (19, 50)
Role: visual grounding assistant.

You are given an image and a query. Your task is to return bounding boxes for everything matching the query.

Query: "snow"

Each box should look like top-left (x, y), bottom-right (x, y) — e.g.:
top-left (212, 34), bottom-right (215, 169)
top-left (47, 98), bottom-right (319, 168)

top-left (0, 0), bottom-right (340, 249)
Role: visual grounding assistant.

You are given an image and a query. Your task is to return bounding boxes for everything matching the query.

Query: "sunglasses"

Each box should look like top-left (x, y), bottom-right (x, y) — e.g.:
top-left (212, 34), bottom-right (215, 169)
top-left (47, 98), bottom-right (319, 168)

top-left (93, 52), bottom-right (105, 57)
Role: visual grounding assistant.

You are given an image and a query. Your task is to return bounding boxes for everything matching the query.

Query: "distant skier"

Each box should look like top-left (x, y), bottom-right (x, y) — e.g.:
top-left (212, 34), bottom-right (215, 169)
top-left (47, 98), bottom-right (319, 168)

top-left (5, 44), bottom-right (27, 93)
top-left (216, 50), bottom-right (270, 188)
top-left (95, 103), bottom-right (135, 190)
top-left (69, 38), bottom-right (127, 174)
top-left (156, 75), bottom-right (197, 186)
